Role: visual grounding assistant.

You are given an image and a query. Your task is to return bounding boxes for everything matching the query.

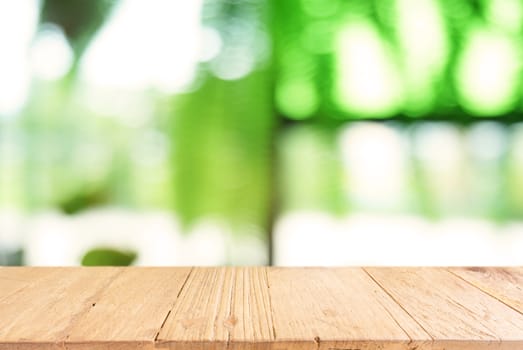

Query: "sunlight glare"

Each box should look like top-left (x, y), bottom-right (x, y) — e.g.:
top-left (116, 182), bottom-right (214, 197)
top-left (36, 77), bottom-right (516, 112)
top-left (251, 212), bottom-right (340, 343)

top-left (455, 27), bottom-right (521, 116)
top-left (275, 79), bottom-right (318, 119)
top-left (0, 0), bottom-right (39, 116)
top-left (30, 24), bottom-right (74, 81)
top-left (339, 123), bottom-right (408, 209)
top-left (334, 19), bottom-right (403, 118)
top-left (199, 27), bottom-right (222, 62)
top-left (80, 0), bottom-right (203, 93)
top-left (486, 0), bottom-right (523, 33)
top-left (395, 0), bottom-right (449, 115)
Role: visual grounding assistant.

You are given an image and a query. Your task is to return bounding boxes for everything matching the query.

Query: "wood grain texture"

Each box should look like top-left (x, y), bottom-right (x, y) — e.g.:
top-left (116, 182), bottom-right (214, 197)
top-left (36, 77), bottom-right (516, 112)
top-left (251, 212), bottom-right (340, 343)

top-left (365, 267), bottom-right (523, 350)
top-left (65, 267), bottom-right (192, 350)
top-left (0, 267), bottom-right (121, 350)
top-left (449, 267), bottom-right (523, 315)
top-left (0, 267), bottom-right (60, 303)
top-left (268, 267), bottom-right (430, 350)
top-left (157, 267), bottom-right (274, 349)
top-left (0, 267), bottom-right (522, 350)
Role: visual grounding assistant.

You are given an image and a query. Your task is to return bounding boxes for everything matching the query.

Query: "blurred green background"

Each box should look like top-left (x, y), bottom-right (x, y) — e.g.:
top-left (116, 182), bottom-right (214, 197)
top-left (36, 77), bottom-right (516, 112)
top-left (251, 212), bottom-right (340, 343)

top-left (1, 0), bottom-right (523, 266)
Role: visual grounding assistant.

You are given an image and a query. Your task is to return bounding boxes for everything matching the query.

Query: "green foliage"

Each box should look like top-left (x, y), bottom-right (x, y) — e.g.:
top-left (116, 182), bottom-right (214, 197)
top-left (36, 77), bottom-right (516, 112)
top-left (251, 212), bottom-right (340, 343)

top-left (0, 249), bottom-right (24, 266)
top-left (272, 0), bottom-right (523, 119)
top-left (6, 0), bottom-right (523, 231)
top-left (81, 248), bottom-right (137, 266)
top-left (170, 73), bottom-right (274, 233)
top-left (58, 188), bottom-right (108, 215)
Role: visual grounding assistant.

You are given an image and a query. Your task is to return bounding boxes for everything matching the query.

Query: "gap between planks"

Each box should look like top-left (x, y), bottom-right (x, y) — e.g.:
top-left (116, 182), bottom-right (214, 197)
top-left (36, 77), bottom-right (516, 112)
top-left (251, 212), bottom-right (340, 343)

top-left (365, 267), bottom-right (523, 348)
top-left (156, 267), bottom-right (276, 348)
top-left (264, 267), bottom-right (278, 341)
top-left (153, 267), bottom-right (194, 343)
top-left (362, 267), bottom-right (434, 342)
top-left (447, 267), bottom-right (523, 318)
top-left (2, 267), bottom-right (523, 350)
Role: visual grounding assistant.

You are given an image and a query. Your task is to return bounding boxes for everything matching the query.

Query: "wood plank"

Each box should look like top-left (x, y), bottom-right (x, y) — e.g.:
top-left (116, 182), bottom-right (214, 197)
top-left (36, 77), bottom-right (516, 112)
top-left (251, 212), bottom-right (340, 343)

top-left (65, 267), bottom-right (192, 350)
top-left (1, 267), bottom-right (523, 349)
top-left (365, 267), bottom-right (523, 349)
top-left (157, 267), bottom-right (274, 349)
top-left (450, 267), bottom-right (523, 315)
top-left (228, 267), bottom-right (274, 343)
top-left (0, 267), bottom-right (60, 302)
top-left (267, 267), bottom-right (431, 350)
top-left (0, 267), bottom-right (121, 350)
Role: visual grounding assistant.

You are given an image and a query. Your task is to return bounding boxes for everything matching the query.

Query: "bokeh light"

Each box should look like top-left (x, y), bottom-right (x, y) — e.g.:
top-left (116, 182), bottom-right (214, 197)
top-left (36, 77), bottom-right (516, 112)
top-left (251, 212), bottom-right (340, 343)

top-left (2, 0), bottom-right (523, 267)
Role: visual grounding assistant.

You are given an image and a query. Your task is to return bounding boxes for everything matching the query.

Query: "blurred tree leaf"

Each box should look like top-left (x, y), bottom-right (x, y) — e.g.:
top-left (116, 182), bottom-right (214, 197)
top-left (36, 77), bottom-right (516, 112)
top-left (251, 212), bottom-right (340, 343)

top-left (170, 73), bottom-right (273, 233)
top-left (0, 248), bottom-right (24, 266)
top-left (58, 188), bottom-right (109, 215)
top-left (40, 0), bottom-right (116, 57)
top-left (81, 247), bottom-right (137, 266)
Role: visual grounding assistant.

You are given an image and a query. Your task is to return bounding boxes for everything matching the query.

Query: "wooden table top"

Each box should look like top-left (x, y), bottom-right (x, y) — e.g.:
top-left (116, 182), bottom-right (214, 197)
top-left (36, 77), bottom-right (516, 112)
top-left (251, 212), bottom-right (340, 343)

top-left (0, 267), bottom-right (522, 350)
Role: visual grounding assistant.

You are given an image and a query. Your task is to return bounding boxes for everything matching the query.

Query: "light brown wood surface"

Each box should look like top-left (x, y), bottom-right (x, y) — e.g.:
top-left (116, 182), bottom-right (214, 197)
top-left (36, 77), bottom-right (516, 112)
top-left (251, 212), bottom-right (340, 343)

top-left (0, 267), bottom-right (522, 349)
top-left (449, 267), bottom-right (523, 315)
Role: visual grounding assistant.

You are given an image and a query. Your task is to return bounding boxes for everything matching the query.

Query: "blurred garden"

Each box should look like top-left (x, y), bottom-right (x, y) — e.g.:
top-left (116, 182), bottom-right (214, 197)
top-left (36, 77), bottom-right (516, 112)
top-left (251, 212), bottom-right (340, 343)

top-left (2, 0), bottom-right (523, 266)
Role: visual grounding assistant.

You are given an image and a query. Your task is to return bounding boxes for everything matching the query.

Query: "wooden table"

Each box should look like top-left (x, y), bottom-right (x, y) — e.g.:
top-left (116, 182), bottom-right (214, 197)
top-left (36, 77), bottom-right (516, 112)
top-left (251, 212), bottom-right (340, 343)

top-left (0, 267), bottom-right (522, 349)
